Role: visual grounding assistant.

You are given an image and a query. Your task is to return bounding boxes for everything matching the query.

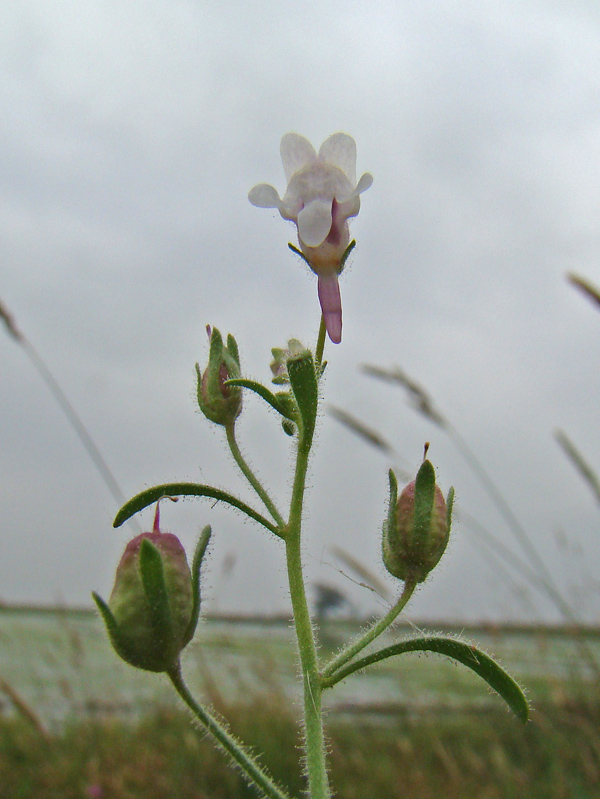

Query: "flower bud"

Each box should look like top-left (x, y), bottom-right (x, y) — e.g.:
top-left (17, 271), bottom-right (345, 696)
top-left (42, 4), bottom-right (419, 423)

top-left (196, 326), bottom-right (242, 426)
top-left (270, 338), bottom-right (306, 384)
top-left (93, 506), bottom-right (210, 673)
top-left (383, 460), bottom-right (453, 584)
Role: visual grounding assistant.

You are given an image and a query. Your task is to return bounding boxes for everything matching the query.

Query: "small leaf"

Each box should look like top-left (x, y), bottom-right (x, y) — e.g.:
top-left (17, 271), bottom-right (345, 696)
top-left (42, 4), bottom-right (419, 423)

top-left (340, 239), bottom-right (356, 271)
top-left (382, 469), bottom-right (401, 579)
top-left (446, 486), bottom-right (455, 530)
top-left (139, 539), bottom-right (172, 639)
top-left (282, 419), bottom-right (296, 437)
top-left (92, 591), bottom-right (136, 666)
top-left (92, 592), bottom-right (119, 640)
top-left (226, 333), bottom-right (240, 367)
top-left (384, 469), bottom-right (399, 545)
top-left (225, 378), bottom-right (296, 420)
top-left (287, 351), bottom-right (318, 445)
top-left (288, 242), bottom-right (310, 265)
top-left (323, 635), bottom-right (528, 722)
top-left (113, 483), bottom-right (282, 537)
top-left (388, 469), bottom-right (399, 505)
top-left (413, 459), bottom-right (435, 549)
top-left (185, 525), bottom-right (212, 645)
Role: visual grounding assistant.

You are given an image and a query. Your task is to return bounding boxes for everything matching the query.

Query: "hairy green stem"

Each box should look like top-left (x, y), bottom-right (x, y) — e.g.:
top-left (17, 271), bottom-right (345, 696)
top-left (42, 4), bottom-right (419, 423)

top-left (286, 433), bottom-right (331, 799)
top-left (168, 663), bottom-right (292, 799)
top-left (322, 579), bottom-right (416, 680)
top-left (315, 316), bottom-right (326, 368)
top-left (226, 422), bottom-right (285, 529)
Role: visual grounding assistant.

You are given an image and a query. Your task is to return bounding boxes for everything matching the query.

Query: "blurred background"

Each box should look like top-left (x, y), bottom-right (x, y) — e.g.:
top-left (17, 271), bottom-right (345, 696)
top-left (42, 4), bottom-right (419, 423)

top-left (2, 0), bottom-right (600, 623)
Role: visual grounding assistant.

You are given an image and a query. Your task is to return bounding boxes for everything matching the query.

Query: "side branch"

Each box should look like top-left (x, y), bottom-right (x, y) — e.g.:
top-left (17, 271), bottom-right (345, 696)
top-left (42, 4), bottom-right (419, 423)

top-left (168, 664), bottom-right (293, 799)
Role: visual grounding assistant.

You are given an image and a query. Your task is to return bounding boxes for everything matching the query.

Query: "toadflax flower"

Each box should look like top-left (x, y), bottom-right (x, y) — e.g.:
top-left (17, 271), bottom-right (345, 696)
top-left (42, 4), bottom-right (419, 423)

top-left (249, 133), bottom-right (372, 344)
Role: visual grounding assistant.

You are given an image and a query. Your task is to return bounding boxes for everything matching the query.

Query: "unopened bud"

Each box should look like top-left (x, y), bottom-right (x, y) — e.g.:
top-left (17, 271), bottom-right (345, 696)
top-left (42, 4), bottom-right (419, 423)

top-left (94, 505), bottom-right (210, 673)
top-left (270, 339), bottom-right (307, 384)
top-left (383, 460), bottom-right (453, 584)
top-left (196, 327), bottom-right (242, 426)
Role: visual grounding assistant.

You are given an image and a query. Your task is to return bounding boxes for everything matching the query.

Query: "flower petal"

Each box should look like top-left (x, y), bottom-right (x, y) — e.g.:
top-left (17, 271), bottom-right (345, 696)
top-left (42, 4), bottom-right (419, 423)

top-left (248, 184), bottom-right (281, 208)
top-left (355, 171), bottom-right (374, 194)
top-left (283, 164), bottom-right (352, 217)
top-left (297, 199), bottom-right (333, 248)
top-left (318, 133), bottom-right (357, 185)
top-left (335, 195), bottom-right (361, 223)
top-left (280, 133), bottom-right (317, 183)
top-left (317, 273), bottom-right (342, 344)
top-left (335, 172), bottom-right (374, 204)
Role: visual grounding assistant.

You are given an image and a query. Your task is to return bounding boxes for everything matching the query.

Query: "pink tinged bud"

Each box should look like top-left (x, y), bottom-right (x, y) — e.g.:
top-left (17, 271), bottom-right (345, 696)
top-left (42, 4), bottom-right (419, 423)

top-left (270, 338), bottom-right (307, 383)
top-left (383, 461), bottom-right (453, 584)
top-left (196, 327), bottom-right (242, 426)
top-left (317, 273), bottom-right (342, 344)
top-left (105, 531), bottom-right (194, 672)
top-left (94, 505), bottom-right (211, 673)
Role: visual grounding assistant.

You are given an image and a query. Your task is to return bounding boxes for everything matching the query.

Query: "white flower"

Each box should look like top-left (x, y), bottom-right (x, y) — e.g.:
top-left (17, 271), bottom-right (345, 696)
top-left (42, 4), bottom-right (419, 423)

top-left (249, 133), bottom-right (372, 344)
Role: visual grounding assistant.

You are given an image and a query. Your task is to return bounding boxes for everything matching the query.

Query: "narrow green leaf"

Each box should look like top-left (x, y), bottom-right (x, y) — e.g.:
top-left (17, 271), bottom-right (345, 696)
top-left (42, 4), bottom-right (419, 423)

top-left (388, 468), bottom-right (398, 505)
top-left (113, 483), bottom-right (282, 537)
top-left (224, 378), bottom-right (296, 420)
top-left (340, 239), bottom-right (356, 270)
top-left (185, 525), bottom-right (212, 645)
top-left (226, 333), bottom-right (240, 367)
top-left (382, 468), bottom-right (401, 579)
top-left (323, 634), bottom-right (529, 723)
top-left (384, 470), bottom-right (399, 552)
top-left (209, 327), bottom-right (224, 368)
top-left (413, 459), bottom-right (435, 549)
top-left (282, 419), bottom-right (296, 436)
top-left (139, 539), bottom-right (172, 639)
top-left (287, 351), bottom-right (318, 445)
top-left (446, 486), bottom-right (455, 531)
top-left (288, 242), bottom-right (310, 265)
top-left (92, 592), bottom-right (120, 641)
top-left (92, 591), bottom-right (134, 665)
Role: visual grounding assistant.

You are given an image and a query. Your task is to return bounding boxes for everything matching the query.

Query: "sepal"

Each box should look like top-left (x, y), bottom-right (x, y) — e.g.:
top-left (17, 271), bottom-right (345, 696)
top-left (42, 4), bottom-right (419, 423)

top-left (184, 525), bottom-right (212, 646)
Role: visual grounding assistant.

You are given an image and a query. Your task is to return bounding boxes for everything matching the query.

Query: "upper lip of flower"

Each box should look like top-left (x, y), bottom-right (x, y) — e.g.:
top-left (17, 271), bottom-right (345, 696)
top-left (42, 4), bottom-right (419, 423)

top-left (248, 132), bottom-right (373, 249)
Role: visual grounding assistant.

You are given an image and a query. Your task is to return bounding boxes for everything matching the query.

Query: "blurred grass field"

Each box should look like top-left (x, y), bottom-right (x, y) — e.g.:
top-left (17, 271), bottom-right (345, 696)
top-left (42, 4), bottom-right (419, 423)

top-left (1, 607), bottom-right (599, 798)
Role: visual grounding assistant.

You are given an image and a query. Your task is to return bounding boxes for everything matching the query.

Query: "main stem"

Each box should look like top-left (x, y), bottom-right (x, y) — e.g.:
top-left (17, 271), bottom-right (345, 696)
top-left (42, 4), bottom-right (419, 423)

top-left (315, 316), bottom-right (326, 368)
top-left (286, 434), bottom-right (330, 799)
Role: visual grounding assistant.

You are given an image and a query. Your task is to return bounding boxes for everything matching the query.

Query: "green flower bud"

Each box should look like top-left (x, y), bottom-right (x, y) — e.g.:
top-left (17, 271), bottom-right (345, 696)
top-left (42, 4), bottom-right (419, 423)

top-left (383, 459), bottom-right (453, 584)
top-left (270, 338), bottom-right (307, 384)
top-left (93, 507), bottom-right (211, 673)
top-left (196, 326), bottom-right (242, 426)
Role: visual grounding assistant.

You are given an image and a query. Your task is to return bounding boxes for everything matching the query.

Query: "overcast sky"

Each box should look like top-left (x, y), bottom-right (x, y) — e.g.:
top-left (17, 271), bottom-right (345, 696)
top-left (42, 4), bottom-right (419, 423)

top-left (2, 0), bottom-right (600, 623)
